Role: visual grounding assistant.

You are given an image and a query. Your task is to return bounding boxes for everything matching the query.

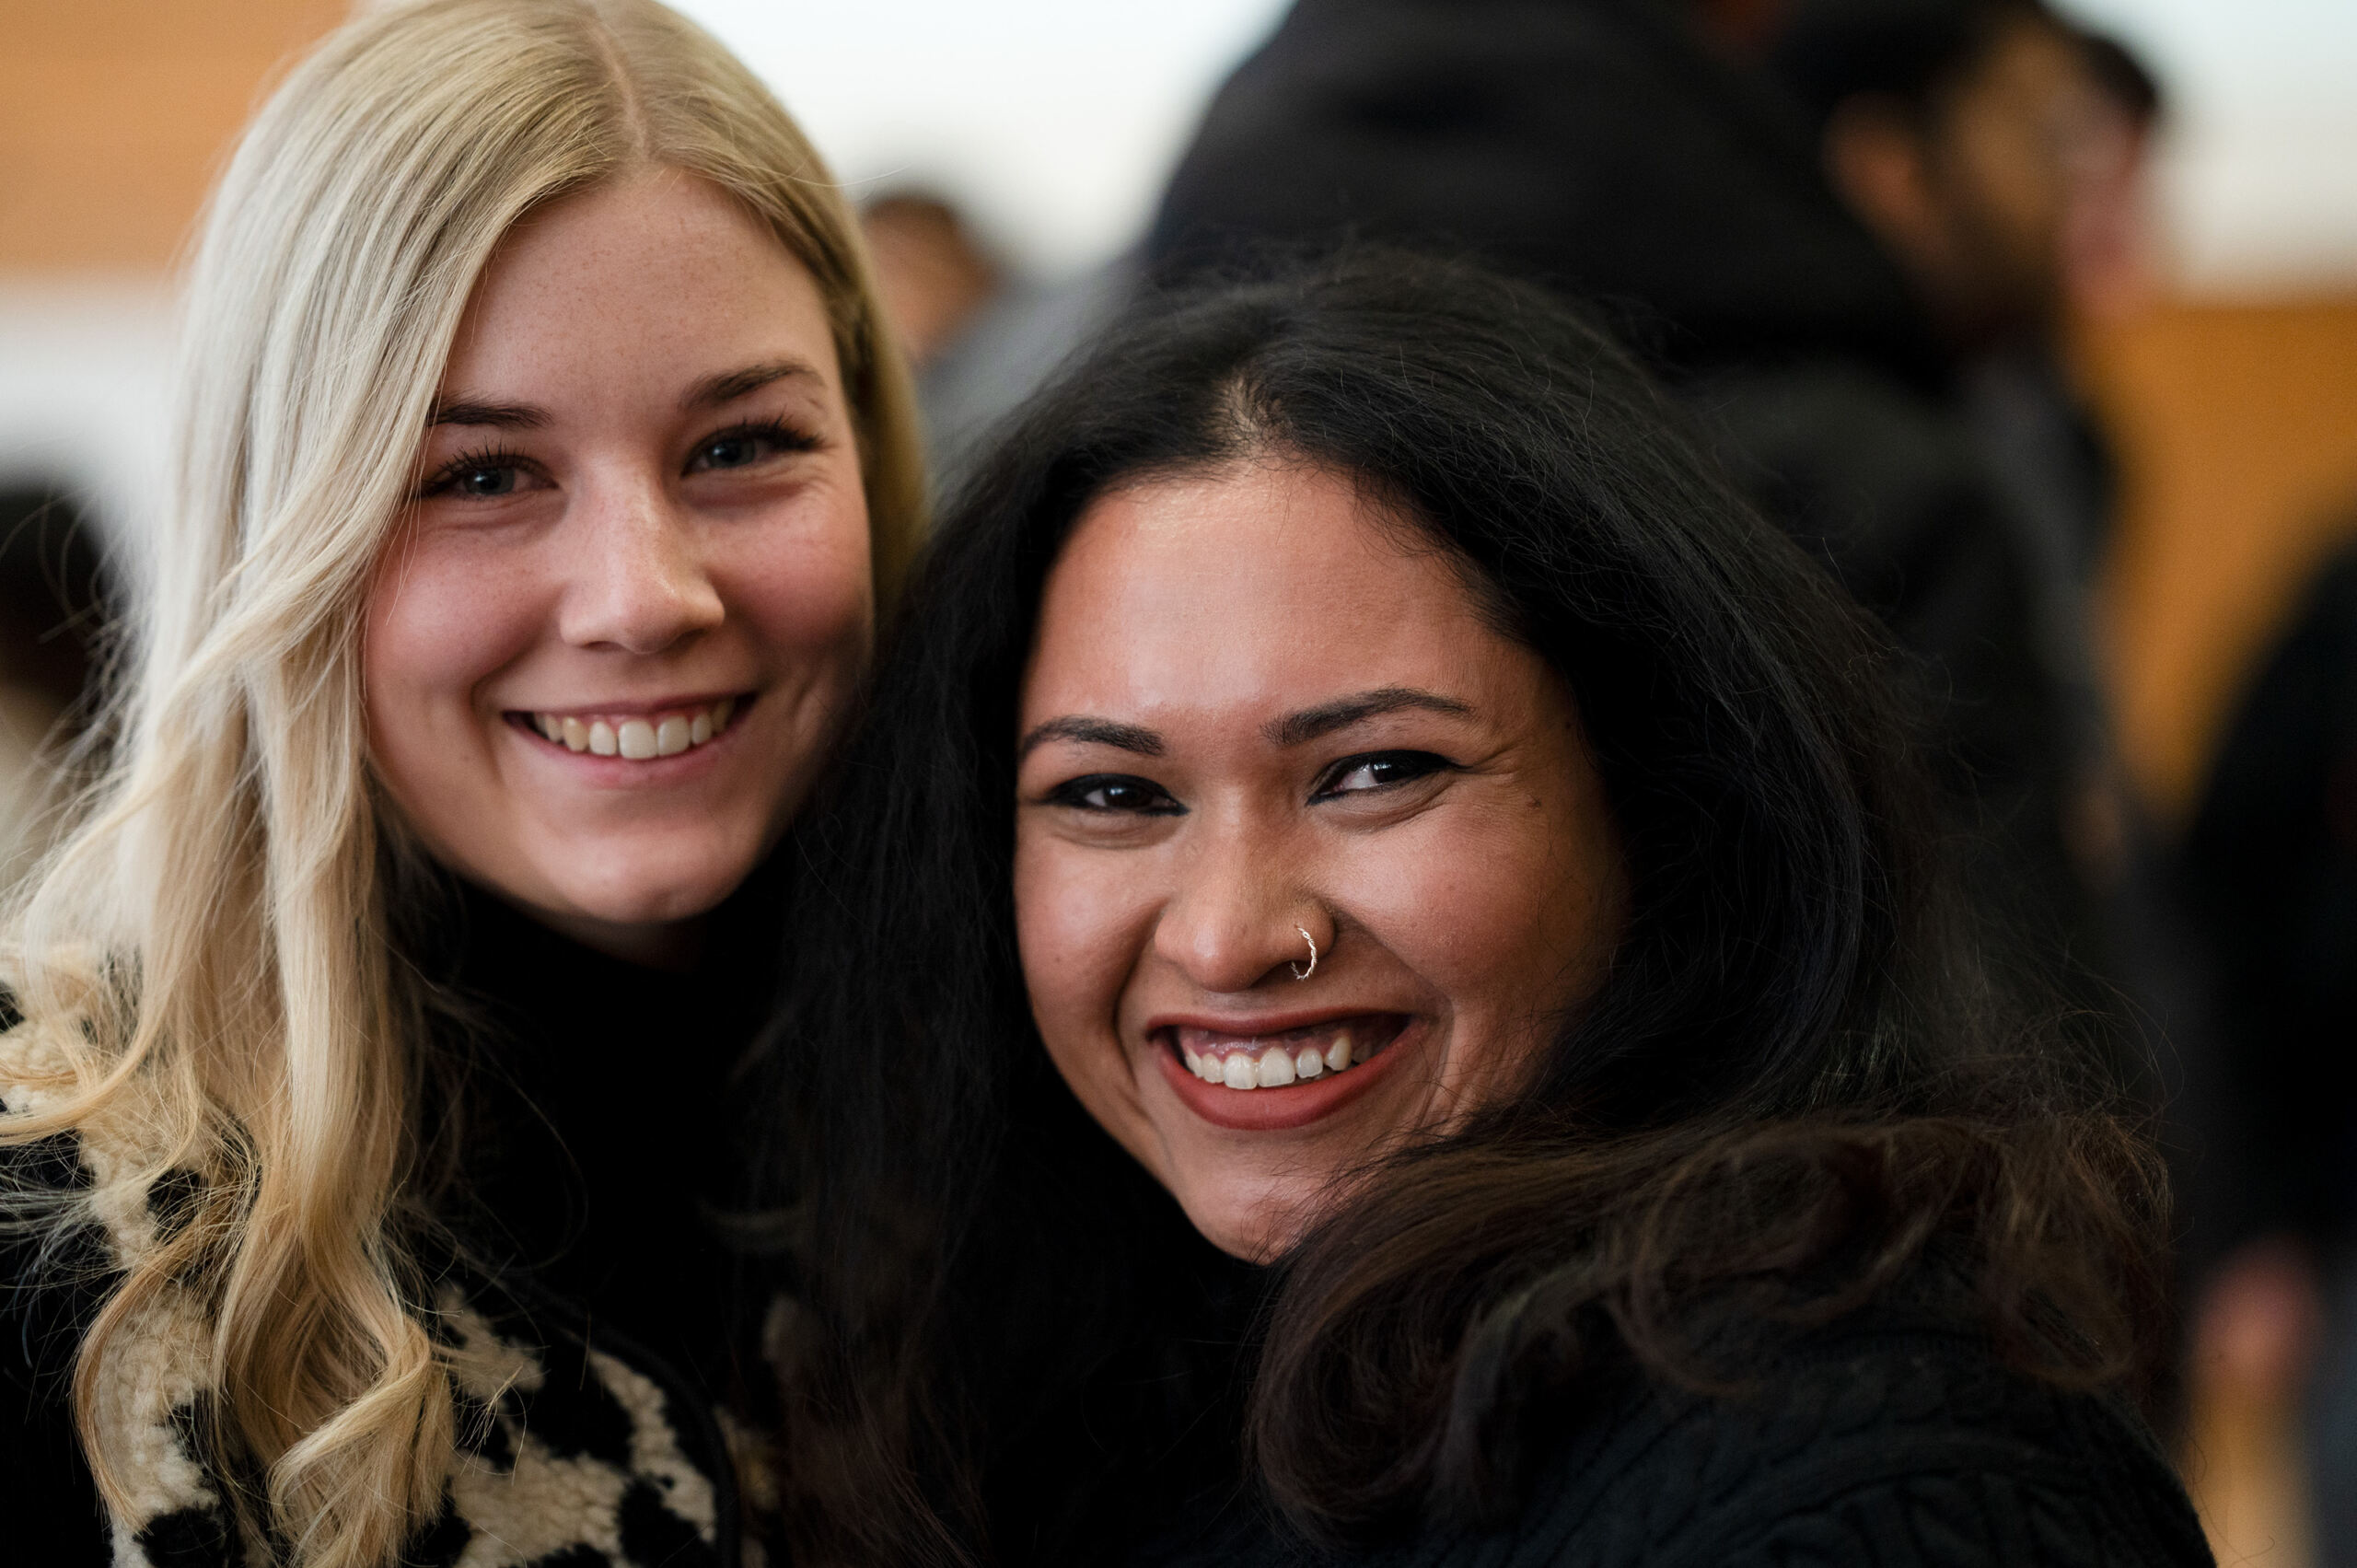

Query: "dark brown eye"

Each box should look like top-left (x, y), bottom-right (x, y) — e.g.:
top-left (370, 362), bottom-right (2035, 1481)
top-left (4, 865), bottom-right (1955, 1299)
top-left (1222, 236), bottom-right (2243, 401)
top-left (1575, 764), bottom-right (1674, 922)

top-left (1318, 750), bottom-right (1451, 797)
top-left (1047, 774), bottom-right (1184, 815)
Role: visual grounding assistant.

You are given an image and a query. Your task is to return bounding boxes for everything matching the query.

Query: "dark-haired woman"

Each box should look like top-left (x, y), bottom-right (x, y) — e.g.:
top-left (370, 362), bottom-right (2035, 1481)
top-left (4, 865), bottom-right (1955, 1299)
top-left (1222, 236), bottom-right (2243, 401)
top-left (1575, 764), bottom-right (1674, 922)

top-left (760, 256), bottom-right (2210, 1567)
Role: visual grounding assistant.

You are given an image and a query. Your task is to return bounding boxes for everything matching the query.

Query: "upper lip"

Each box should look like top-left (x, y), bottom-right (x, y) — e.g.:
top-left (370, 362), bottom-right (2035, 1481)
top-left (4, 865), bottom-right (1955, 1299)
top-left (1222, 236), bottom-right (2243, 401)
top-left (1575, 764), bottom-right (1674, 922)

top-left (504, 691), bottom-right (749, 718)
top-left (1141, 1005), bottom-right (1407, 1038)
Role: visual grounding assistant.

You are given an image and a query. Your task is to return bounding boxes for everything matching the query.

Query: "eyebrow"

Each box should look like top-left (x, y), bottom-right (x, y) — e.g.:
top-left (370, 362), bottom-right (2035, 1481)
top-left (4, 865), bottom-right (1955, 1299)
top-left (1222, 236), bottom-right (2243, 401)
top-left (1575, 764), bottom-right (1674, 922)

top-left (1016, 688), bottom-right (1476, 764)
top-left (1016, 716), bottom-right (1165, 762)
top-left (424, 359), bottom-right (821, 430)
top-left (681, 358), bottom-right (821, 412)
top-left (428, 397), bottom-right (546, 430)
top-left (1264, 687), bottom-right (1475, 748)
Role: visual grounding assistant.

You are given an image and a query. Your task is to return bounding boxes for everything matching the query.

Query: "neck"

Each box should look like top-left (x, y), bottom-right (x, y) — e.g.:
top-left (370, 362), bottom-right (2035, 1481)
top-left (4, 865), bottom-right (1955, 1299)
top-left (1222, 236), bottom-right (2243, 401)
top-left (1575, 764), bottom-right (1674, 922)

top-left (528, 907), bottom-right (709, 972)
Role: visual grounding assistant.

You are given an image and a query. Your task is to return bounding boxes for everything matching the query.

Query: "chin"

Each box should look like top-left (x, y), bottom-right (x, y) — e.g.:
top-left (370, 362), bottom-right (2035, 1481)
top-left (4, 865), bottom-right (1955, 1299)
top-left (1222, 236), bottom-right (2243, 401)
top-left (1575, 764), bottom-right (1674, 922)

top-left (550, 840), bottom-right (760, 929)
top-left (1173, 1168), bottom-right (1317, 1263)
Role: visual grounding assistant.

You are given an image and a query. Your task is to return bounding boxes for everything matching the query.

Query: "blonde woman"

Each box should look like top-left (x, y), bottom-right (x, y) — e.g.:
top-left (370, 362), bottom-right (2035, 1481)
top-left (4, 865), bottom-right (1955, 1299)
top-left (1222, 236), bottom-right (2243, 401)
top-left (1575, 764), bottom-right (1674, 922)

top-left (0, 2), bottom-right (921, 1565)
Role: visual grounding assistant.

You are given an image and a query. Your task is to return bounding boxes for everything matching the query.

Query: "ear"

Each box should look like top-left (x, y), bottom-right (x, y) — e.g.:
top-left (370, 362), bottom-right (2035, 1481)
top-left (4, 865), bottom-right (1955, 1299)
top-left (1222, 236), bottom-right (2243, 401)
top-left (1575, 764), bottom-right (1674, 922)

top-left (1822, 96), bottom-right (1945, 265)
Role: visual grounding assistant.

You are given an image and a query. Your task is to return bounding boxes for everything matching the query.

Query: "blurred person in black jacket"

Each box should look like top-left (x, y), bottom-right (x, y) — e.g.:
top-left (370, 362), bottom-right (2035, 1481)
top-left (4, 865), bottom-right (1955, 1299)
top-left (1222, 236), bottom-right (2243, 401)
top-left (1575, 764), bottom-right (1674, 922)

top-left (0, 486), bottom-right (114, 876)
top-left (2184, 530), bottom-right (2357, 1561)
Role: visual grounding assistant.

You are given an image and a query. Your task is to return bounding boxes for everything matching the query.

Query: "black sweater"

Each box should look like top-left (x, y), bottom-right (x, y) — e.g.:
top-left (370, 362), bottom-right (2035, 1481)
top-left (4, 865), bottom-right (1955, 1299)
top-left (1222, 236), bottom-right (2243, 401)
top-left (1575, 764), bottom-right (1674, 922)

top-left (1140, 1318), bottom-right (2212, 1568)
top-left (0, 877), bottom-right (778, 1566)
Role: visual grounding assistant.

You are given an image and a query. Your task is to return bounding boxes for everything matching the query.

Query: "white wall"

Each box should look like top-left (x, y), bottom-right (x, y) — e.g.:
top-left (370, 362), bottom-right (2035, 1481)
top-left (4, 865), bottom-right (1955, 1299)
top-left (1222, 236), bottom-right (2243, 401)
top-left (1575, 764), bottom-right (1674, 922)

top-left (2061, 0), bottom-right (2357, 293)
top-left (669, 0), bottom-right (1290, 277)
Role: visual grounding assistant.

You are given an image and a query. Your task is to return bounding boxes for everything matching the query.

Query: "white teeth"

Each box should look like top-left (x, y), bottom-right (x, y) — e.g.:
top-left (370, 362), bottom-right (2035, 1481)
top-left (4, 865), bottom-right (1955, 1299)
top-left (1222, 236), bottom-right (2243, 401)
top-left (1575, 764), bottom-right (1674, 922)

top-left (1183, 1028), bottom-right (1376, 1091)
top-left (532, 701), bottom-right (738, 761)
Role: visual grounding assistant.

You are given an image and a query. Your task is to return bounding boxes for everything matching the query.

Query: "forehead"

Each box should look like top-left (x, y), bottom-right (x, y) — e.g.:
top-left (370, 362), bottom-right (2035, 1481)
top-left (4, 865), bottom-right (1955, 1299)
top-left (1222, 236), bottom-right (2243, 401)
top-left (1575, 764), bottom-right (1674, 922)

top-left (441, 169), bottom-right (838, 394)
top-left (1021, 461), bottom-right (1518, 728)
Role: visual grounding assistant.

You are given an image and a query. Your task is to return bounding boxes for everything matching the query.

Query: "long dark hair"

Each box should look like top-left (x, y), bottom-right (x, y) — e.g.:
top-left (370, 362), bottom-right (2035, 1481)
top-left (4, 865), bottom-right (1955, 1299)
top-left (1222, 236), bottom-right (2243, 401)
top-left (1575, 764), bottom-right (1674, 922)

top-left (753, 253), bottom-right (2163, 1565)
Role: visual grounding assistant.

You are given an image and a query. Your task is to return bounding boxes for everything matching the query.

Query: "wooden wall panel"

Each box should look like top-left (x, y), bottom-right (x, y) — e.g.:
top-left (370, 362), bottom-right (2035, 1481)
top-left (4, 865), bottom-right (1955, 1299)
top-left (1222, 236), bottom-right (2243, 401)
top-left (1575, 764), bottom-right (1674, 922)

top-left (0, 1), bottom-right (346, 273)
top-left (2081, 300), bottom-right (2357, 819)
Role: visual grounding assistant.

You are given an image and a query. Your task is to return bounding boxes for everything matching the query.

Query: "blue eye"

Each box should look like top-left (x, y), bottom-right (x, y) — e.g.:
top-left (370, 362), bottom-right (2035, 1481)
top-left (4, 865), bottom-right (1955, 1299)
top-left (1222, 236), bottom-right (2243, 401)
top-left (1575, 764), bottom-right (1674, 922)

top-left (1046, 774), bottom-right (1184, 815)
top-left (420, 449), bottom-right (536, 501)
top-left (450, 465), bottom-right (521, 496)
top-left (1317, 750), bottom-right (1452, 798)
top-left (689, 421), bottom-right (819, 473)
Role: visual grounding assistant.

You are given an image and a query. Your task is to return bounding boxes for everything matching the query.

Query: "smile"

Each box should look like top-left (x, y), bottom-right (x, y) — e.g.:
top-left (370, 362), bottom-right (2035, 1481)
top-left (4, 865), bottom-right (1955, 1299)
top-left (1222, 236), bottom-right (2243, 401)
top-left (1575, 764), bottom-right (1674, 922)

top-left (512, 696), bottom-right (743, 761)
top-left (1167, 1015), bottom-right (1409, 1091)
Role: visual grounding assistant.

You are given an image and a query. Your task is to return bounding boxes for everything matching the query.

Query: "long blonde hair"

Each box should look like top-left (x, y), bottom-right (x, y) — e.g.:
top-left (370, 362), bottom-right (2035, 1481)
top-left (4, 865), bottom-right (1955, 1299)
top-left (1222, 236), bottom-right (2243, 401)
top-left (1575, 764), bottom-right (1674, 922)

top-left (0, 2), bottom-right (922, 1562)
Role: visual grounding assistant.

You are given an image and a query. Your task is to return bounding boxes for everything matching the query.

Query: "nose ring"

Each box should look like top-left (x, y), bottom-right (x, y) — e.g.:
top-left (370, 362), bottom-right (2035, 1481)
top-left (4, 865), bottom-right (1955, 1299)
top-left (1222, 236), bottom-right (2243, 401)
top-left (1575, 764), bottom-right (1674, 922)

top-left (1291, 925), bottom-right (1318, 981)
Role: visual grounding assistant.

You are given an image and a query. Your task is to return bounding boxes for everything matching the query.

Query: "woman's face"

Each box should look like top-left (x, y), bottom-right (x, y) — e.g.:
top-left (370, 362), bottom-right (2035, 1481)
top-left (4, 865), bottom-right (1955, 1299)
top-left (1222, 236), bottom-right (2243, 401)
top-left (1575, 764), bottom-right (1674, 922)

top-left (1014, 461), bottom-right (1627, 1260)
top-left (366, 170), bottom-right (873, 964)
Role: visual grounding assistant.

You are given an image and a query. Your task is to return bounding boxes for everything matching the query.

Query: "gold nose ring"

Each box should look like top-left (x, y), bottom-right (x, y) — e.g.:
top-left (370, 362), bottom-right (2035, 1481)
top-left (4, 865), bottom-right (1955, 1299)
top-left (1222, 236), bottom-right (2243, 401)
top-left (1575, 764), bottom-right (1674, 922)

top-left (1291, 925), bottom-right (1318, 981)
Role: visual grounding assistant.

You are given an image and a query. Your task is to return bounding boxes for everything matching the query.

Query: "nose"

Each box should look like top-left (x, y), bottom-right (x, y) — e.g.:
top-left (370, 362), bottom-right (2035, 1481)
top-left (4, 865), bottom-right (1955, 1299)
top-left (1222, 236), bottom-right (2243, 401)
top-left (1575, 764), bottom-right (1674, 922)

top-left (1152, 818), bottom-right (1332, 994)
top-left (556, 475), bottom-right (726, 655)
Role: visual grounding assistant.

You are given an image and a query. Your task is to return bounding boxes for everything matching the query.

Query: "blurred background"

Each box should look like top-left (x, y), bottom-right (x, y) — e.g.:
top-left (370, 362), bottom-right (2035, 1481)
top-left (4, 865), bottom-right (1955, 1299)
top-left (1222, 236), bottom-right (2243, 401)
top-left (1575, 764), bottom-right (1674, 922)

top-left (2, 0), bottom-right (2353, 1560)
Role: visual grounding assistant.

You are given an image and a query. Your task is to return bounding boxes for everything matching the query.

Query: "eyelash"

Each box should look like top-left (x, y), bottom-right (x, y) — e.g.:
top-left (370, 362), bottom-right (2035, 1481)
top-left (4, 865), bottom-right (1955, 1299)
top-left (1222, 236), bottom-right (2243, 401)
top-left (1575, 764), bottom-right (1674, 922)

top-left (1042, 751), bottom-right (1455, 815)
top-left (414, 417), bottom-right (821, 498)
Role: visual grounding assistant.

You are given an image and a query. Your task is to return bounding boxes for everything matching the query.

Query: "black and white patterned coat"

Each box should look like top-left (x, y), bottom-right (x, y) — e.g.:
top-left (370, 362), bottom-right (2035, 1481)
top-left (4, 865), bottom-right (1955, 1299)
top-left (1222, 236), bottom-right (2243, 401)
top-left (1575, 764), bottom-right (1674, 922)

top-left (0, 1028), bottom-right (744, 1568)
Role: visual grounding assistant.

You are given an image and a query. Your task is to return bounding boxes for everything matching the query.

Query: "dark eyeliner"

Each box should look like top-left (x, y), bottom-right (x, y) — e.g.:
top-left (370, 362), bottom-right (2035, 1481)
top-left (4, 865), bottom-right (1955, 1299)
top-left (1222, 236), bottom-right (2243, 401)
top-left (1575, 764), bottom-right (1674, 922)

top-left (1041, 772), bottom-right (1185, 815)
top-left (1311, 749), bottom-right (1455, 799)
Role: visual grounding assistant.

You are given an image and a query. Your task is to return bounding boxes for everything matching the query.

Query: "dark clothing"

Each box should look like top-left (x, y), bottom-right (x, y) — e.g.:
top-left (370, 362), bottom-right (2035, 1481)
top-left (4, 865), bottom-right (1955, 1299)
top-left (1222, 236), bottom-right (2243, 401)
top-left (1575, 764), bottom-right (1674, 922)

top-left (0, 877), bottom-right (778, 1566)
top-left (2181, 535), bottom-right (2357, 1562)
top-left (445, 880), bottom-right (773, 1402)
top-left (1148, 0), bottom-right (2084, 942)
top-left (2182, 540), bottom-right (2357, 1256)
top-left (1140, 1317), bottom-right (2212, 1568)
top-left (1150, 0), bottom-right (1939, 385)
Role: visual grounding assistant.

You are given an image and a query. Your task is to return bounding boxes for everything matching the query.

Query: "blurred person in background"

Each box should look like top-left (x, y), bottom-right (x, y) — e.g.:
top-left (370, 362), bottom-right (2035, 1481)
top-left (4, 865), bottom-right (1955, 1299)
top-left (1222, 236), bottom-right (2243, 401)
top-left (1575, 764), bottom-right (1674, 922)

top-left (1773, 0), bottom-right (2159, 830)
top-left (2184, 521), bottom-right (2357, 1562)
top-left (0, 1), bottom-right (923, 1563)
top-left (1767, 0), bottom-right (2220, 1302)
top-left (1145, 0), bottom-right (2102, 1018)
top-left (861, 187), bottom-right (1143, 484)
top-left (861, 192), bottom-right (1005, 374)
top-left (0, 489), bottom-right (115, 881)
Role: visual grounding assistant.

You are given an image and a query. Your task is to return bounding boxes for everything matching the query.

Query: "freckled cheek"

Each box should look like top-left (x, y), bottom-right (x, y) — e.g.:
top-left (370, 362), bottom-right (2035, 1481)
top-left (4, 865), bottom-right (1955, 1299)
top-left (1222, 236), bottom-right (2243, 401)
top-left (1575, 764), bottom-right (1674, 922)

top-left (362, 551), bottom-right (545, 744)
top-left (723, 508), bottom-right (876, 670)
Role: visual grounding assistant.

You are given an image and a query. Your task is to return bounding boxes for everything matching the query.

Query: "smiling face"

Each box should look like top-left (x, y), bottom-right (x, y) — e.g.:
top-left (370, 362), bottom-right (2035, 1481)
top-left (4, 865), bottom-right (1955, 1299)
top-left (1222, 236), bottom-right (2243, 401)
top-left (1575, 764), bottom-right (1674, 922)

top-left (365, 169), bottom-right (873, 965)
top-left (1014, 460), bottom-right (1628, 1260)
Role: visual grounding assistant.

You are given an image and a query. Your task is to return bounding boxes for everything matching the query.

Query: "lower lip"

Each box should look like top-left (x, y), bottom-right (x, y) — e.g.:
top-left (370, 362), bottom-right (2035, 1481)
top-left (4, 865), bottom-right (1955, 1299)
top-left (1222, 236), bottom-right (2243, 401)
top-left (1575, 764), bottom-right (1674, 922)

top-left (508, 709), bottom-right (747, 784)
top-left (1152, 1018), bottom-right (1420, 1132)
